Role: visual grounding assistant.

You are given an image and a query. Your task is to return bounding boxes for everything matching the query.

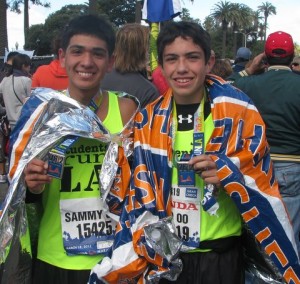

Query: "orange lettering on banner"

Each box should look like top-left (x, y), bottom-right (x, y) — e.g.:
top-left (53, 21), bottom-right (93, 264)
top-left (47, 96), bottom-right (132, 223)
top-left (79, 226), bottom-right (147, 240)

top-left (256, 227), bottom-right (271, 243)
top-left (283, 266), bottom-right (300, 284)
top-left (226, 182), bottom-right (250, 203)
top-left (265, 241), bottom-right (288, 267)
top-left (242, 206), bottom-right (259, 223)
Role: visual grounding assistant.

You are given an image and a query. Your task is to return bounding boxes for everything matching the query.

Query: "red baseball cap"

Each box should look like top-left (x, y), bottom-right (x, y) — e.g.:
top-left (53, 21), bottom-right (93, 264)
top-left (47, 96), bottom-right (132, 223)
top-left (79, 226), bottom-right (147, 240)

top-left (265, 31), bottom-right (294, 58)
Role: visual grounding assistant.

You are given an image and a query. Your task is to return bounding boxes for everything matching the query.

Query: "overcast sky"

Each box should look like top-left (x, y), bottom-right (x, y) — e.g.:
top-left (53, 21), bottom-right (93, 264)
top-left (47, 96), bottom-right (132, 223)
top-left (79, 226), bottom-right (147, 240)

top-left (7, 0), bottom-right (300, 51)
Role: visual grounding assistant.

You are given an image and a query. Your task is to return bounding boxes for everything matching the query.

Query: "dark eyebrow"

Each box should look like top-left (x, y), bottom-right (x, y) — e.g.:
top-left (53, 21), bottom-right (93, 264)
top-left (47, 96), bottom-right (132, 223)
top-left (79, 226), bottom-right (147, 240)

top-left (164, 51), bottom-right (202, 57)
top-left (68, 44), bottom-right (107, 53)
top-left (68, 44), bottom-right (84, 49)
top-left (186, 51), bottom-right (202, 56)
top-left (164, 53), bottom-right (177, 57)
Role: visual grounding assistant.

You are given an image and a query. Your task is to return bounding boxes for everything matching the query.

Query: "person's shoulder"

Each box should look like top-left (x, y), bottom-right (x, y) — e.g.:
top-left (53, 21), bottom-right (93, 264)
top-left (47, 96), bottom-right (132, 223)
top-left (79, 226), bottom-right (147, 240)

top-left (0, 75), bottom-right (11, 81)
top-left (33, 64), bottom-right (49, 76)
top-left (20, 76), bottom-right (32, 84)
top-left (0, 75), bottom-right (11, 87)
top-left (118, 94), bottom-right (138, 109)
top-left (117, 93), bottom-right (138, 125)
top-left (107, 90), bottom-right (138, 108)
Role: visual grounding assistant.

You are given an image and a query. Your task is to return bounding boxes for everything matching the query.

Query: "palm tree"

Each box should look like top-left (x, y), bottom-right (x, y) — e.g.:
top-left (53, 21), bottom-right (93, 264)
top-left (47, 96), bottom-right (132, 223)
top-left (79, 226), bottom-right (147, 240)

top-left (233, 5), bottom-right (256, 52)
top-left (252, 11), bottom-right (263, 33)
top-left (257, 1), bottom-right (276, 41)
top-left (0, 0), bottom-right (8, 56)
top-left (89, 0), bottom-right (97, 15)
top-left (210, 1), bottom-right (234, 58)
top-left (257, 23), bottom-right (265, 41)
top-left (202, 16), bottom-right (215, 33)
top-left (10, 0), bottom-right (50, 44)
top-left (230, 4), bottom-right (252, 55)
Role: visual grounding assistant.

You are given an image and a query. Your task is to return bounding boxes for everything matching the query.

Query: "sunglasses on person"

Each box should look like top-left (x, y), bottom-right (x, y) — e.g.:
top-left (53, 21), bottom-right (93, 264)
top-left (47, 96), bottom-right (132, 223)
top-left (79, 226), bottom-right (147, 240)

top-left (292, 63), bottom-right (299, 67)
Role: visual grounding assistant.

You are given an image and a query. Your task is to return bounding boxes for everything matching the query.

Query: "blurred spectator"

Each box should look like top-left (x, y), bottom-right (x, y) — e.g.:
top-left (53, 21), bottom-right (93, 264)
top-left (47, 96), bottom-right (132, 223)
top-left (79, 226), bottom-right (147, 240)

top-left (229, 31), bottom-right (300, 255)
top-left (151, 66), bottom-right (169, 96)
top-left (149, 23), bottom-right (169, 96)
top-left (232, 47), bottom-right (252, 73)
top-left (0, 104), bottom-right (8, 183)
top-left (0, 52), bottom-right (19, 184)
top-left (211, 58), bottom-right (233, 79)
top-left (101, 23), bottom-right (160, 108)
top-left (291, 56), bottom-right (300, 75)
top-left (31, 36), bottom-right (68, 90)
top-left (0, 53), bottom-right (32, 130)
top-left (0, 51), bottom-right (20, 83)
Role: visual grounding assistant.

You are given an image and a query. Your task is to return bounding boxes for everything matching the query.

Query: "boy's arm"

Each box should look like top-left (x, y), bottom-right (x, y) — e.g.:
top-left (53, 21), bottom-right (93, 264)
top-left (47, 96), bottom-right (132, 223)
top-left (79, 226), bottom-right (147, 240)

top-left (227, 52), bottom-right (267, 83)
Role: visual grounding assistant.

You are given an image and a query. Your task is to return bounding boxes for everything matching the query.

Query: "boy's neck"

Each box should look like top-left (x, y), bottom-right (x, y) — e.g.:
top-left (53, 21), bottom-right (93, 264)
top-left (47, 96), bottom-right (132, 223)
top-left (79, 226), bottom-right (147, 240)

top-left (174, 87), bottom-right (205, 105)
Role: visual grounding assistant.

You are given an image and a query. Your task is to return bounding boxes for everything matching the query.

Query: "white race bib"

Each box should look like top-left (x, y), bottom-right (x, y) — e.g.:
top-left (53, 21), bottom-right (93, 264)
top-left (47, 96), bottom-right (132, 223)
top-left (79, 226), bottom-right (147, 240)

top-left (171, 185), bottom-right (201, 249)
top-left (60, 197), bottom-right (116, 255)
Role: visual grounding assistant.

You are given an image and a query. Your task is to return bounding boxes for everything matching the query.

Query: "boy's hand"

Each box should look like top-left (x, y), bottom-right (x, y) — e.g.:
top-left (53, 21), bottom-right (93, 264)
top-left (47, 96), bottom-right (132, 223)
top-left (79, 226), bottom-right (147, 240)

top-left (24, 158), bottom-right (52, 194)
top-left (188, 154), bottom-right (221, 187)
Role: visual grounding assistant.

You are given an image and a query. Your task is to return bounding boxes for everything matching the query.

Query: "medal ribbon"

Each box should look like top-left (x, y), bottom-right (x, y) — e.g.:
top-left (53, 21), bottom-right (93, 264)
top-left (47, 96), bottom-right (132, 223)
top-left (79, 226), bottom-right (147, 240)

top-left (172, 91), bottom-right (219, 216)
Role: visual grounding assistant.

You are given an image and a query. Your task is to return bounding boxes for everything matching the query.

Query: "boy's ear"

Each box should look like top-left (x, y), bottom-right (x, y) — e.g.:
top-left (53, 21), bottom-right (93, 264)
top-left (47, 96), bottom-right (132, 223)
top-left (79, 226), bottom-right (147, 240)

top-left (58, 48), bottom-right (65, 68)
top-left (207, 52), bottom-right (216, 73)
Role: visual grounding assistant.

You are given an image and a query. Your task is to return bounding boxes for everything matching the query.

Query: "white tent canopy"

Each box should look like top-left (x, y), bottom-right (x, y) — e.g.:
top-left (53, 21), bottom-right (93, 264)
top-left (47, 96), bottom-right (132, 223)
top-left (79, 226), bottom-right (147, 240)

top-left (4, 48), bottom-right (35, 62)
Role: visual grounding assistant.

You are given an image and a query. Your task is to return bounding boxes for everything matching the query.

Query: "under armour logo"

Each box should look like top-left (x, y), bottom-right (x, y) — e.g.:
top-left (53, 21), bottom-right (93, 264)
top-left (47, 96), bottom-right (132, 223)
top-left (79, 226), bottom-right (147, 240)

top-left (178, 114), bottom-right (193, 124)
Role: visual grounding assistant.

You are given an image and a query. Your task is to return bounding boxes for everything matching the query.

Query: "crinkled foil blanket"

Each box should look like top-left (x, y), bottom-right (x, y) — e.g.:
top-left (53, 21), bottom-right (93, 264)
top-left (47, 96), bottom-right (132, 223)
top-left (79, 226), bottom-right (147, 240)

top-left (0, 88), bottom-right (139, 263)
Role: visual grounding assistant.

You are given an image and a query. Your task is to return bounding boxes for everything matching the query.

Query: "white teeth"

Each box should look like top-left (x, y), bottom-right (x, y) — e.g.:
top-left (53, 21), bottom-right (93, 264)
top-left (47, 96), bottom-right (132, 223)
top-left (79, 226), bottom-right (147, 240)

top-left (176, 78), bottom-right (190, 83)
top-left (78, 72), bottom-right (93, 77)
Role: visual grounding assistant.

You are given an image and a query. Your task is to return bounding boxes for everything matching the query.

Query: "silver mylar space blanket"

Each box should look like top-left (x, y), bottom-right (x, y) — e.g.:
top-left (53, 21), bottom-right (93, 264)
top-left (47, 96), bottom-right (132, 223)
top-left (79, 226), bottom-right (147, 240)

top-left (0, 88), bottom-right (139, 264)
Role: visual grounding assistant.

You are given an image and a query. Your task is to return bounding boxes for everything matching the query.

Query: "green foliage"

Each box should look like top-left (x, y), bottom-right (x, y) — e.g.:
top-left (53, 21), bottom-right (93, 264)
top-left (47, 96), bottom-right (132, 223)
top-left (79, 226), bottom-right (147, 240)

top-left (23, 0), bottom-right (278, 57)
top-left (97, 0), bottom-right (136, 26)
top-left (25, 1), bottom-right (138, 55)
top-left (8, 0), bottom-right (50, 13)
top-left (257, 1), bottom-right (276, 41)
top-left (207, 0), bottom-right (277, 58)
top-left (25, 4), bottom-right (88, 55)
top-left (24, 24), bottom-right (45, 54)
top-left (180, 8), bottom-right (201, 25)
top-left (44, 4), bottom-right (88, 41)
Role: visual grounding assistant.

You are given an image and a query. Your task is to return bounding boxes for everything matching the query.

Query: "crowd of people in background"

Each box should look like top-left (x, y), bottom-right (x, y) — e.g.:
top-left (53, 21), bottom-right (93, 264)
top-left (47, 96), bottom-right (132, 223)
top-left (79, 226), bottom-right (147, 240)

top-left (0, 13), bottom-right (300, 284)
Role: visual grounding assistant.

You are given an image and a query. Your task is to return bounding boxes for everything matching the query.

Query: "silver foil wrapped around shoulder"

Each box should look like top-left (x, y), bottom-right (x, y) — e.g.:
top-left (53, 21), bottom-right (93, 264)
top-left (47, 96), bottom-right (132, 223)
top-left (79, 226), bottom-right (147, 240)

top-left (0, 87), bottom-right (139, 263)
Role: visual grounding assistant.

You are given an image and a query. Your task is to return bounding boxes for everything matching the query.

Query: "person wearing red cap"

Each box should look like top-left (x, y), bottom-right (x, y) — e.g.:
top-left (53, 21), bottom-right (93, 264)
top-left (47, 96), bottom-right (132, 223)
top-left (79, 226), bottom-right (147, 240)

top-left (228, 31), bottom-right (300, 258)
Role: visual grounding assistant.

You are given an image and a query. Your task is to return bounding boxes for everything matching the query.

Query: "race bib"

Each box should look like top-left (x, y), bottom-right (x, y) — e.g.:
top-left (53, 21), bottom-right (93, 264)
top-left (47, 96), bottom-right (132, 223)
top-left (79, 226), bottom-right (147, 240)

top-left (171, 185), bottom-right (201, 249)
top-left (60, 197), bottom-right (116, 255)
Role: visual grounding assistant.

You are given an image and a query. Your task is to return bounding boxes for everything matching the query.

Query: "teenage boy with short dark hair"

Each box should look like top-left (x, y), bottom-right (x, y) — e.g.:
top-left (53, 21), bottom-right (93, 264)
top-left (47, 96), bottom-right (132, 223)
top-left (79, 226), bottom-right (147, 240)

top-left (90, 21), bottom-right (300, 284)
top-left (10, 14), bottom-right (137, 284)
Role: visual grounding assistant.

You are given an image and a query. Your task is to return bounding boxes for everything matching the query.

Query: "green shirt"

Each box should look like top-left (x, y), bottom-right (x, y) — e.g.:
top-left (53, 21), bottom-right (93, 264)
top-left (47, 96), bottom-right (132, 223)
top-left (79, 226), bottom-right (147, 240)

top-left (37, 92), bottom-right (123, 269)
top-left (172, 113), bottom-right (242, 251)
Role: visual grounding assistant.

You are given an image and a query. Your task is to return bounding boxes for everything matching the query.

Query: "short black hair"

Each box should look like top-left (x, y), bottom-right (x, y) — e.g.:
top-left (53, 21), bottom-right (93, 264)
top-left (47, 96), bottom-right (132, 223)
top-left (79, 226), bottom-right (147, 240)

top-left (6, 51), bottom-right (19, 62)
top-left (61, 14), bottom-right (115, 57)
top-left (12, 54), bottom-right (31, 71)
top-left (267, 54), bottom-right (294, 66)
top-left (157, 21), bottom-right (211, 66)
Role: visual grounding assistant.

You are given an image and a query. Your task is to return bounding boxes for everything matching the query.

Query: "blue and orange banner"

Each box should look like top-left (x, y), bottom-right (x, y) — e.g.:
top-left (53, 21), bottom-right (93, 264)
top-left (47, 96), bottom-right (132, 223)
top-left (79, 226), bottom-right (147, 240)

top-left (89, 76), bottom-right (300, 283)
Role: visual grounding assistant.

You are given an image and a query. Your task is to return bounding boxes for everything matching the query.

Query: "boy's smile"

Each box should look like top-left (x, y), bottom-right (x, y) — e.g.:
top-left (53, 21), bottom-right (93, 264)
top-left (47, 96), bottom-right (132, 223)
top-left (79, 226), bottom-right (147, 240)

top-left (60, 34), bottom-right (114, 105)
